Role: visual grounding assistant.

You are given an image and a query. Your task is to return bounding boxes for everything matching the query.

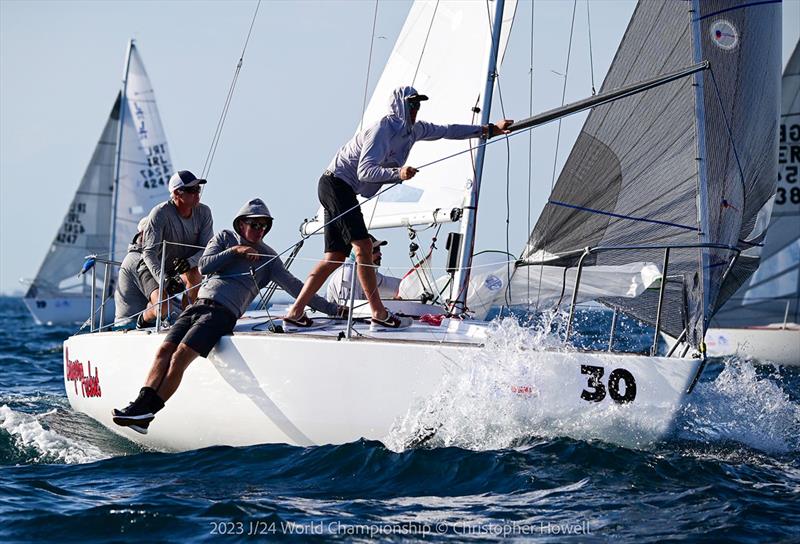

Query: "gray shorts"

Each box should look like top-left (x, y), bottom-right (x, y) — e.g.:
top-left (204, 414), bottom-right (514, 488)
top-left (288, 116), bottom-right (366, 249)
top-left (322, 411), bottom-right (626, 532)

top-left (136, 259), bottom-right (161, 299)
top-left (163, 299), bottom-right (238, 357)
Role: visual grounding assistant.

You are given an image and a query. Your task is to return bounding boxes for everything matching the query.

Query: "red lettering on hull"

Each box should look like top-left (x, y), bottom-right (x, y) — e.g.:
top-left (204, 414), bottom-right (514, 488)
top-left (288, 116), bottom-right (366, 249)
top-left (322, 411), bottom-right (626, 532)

top-left (64, 348), bottom-right (102, 398)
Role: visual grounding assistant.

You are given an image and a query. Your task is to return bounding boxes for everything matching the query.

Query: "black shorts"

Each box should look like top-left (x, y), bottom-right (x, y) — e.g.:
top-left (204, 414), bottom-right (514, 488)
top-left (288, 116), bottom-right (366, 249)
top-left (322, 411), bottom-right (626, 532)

top-left (163, 299), bottom-right (238, 358)
top-left (318, 173), bottom-right (369, 254)
top-left (136, 259), bottom-right (160, 299)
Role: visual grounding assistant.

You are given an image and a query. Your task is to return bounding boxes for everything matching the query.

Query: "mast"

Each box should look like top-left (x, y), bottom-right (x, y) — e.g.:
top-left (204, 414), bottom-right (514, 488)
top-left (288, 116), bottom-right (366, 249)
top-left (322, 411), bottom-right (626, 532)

top-left (689, 0), bottom-right (711, 346)
top-left (109, 39), bottom-right (135, 262)
top-left (450, 0), bottom-right (505, 315)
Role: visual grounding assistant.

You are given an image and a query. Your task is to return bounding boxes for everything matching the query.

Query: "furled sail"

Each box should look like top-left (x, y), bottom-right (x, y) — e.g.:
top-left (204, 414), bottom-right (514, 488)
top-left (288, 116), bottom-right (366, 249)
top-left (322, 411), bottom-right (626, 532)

top-left (301, 0), bottom-right (517, 234)
top-left (711, 40), bottom-right (800, 328)
top-left (112, 42), bottom-right (173, 261)
top-left (25, 96), bottom-right (120, 298)
top-left (512, 0), bottom-right (780, 347)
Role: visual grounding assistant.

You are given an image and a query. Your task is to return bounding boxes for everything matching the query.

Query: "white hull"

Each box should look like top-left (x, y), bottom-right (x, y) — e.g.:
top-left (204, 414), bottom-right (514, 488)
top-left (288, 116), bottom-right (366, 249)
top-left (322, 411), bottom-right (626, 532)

top-left (23, 296), bottom-right (113, 326)
top-left (64, 316), bottom-right (702, 451)
top-left (661, 327), bottom-right (800, 366)
top-left (705, 327), bottom-right (800, 365)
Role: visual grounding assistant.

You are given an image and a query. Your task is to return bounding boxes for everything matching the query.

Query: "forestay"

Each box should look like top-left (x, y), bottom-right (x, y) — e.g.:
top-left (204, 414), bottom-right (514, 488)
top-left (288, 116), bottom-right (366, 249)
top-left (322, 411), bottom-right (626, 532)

top-left (301, 0), bottom-right (517, 234)
top-left (711, 40), bottom-right (800, 328)
top-left (511, 0), bottom-right (780, 348)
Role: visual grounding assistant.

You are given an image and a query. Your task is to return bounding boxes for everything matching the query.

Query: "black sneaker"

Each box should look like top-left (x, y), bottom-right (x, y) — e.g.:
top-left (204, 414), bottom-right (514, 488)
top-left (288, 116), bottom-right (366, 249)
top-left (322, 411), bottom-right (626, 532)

top-left (128, 420), bottom-right (151, 435)
top-left (112, 387), bottom-right (163, 431)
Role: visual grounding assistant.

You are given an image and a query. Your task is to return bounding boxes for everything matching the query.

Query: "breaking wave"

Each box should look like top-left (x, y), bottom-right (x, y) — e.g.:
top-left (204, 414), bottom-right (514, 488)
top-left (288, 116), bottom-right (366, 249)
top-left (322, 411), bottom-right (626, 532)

top-left (678, 358), bottom-right (800, 454)
top-left (385, 317), bottom-right (800, 454)
top-left (0, 404), bottom-right (108, 465)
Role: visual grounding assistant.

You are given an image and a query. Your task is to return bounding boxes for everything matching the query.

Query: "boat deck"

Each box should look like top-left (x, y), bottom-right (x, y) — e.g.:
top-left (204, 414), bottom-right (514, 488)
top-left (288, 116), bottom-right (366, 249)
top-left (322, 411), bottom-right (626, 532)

top-left (232, 310), bottom-right (489, 346)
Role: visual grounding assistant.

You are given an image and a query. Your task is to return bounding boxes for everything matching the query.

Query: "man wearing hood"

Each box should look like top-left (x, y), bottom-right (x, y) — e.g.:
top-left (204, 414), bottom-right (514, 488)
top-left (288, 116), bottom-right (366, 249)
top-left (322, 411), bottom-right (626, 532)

top-left (114, 217), bottom-right (186, 329)
top-left (113, 218), bottom-right (150, 328)
top-left (112, 198), bottom-right (339, 434)
top-left (284, 86), bottom-right (511, 330)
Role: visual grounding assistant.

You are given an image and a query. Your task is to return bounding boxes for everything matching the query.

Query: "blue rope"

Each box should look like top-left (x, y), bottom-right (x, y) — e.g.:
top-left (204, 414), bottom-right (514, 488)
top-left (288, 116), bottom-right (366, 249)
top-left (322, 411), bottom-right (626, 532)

top-left (695, 0), bottom-right (780, 21)
top-left (547, 200), bottom-right (701, 232)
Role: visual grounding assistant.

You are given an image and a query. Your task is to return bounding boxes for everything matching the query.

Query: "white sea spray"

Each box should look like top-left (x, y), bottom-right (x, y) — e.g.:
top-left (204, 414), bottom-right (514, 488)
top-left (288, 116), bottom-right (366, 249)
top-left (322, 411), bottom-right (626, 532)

top-left (0, 404), bottom-right (108, 464)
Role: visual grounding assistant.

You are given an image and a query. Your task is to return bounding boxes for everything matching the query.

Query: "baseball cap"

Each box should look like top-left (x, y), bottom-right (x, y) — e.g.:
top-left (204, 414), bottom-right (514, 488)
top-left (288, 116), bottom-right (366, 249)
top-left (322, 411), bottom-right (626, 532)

top-left (168, 170), bottom-right (207, 192)
top-left (369, 234), bottom-right (388, 249)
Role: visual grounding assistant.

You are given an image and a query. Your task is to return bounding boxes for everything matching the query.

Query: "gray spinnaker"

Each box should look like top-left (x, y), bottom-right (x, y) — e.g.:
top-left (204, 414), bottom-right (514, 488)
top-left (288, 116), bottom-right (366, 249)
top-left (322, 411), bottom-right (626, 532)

top-left (512, 0), bottom-right (780, 348)
top-left (25, 95), bottom-right (120, 298)
top-left (711, 40), bottom-right (800, 328)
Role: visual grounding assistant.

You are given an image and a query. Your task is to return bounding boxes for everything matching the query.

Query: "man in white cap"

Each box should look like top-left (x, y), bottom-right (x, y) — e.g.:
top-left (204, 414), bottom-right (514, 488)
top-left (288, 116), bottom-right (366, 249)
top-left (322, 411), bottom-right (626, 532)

top-left (326, 234), bottom-right (401, 304)
top-left (136, 170), bottom-right (214, 327)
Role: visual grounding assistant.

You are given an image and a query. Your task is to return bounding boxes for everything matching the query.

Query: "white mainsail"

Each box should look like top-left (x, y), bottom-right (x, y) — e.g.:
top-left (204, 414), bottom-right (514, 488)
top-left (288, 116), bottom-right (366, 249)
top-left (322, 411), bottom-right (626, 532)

top-left (301, 0), bottom-right (517, 233)
top-left (24, 42), bottom-right (172, 325)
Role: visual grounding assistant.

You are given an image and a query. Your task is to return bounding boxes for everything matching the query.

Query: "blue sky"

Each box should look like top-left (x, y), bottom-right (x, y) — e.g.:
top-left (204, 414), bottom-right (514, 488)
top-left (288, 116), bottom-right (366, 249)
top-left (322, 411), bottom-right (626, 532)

top-left (1, 0), bottom-right (798, 295)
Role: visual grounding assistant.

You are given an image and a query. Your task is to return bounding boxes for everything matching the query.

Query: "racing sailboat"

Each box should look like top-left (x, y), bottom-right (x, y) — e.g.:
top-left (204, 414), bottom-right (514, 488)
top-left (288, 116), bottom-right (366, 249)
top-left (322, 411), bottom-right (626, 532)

top-left (63, 0), bottom-right (780, 452)
top-left (23, 41), bottom-right (172, 325)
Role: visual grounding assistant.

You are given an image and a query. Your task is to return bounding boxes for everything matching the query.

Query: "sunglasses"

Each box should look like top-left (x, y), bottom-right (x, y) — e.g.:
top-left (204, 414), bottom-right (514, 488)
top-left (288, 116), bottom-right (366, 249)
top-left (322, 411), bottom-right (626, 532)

top-left (179, 185), bottom-right (202, 194)
top-left (408, 100), bottom-right (421, 111)
top-left (244, 219), bottom-right (272, 231)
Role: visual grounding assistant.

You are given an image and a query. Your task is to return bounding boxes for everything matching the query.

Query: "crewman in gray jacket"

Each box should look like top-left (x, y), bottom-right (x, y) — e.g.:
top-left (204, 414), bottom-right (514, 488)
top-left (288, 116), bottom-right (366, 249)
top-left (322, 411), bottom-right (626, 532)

top-left (113, 218), bottom-right (149, 328)
top-left (136, 170), bottom-right (214, 326)
top-left (114, 217), bottom-right (185, 329)
top-left (112, 198), bottom-right (339, 434)
top-left (284, 86), bottom-right (511, 330)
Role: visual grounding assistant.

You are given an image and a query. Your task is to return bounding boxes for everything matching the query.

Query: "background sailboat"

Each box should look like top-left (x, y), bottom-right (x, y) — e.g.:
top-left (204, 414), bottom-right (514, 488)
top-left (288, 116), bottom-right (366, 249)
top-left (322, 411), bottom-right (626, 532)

top-left (702, 40), bottom-right (800, 365)
top-left (23, 41), bottom-right (172, 325)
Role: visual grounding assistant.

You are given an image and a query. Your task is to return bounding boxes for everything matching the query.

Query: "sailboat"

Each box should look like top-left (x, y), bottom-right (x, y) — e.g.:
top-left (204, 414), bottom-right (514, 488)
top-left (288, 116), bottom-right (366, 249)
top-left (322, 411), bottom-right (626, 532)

top-left (694, 41), bottom-right (799, 365)
top-left (63, 0), bottom-right (780, 452)
top-left (23, 41), bottom-right (172, 326)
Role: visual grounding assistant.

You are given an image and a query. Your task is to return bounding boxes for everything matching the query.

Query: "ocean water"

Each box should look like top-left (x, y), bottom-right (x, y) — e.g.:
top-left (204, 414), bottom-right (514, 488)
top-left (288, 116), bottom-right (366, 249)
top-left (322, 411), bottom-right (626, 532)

top-left (1, 296), bottom-right (798, 542)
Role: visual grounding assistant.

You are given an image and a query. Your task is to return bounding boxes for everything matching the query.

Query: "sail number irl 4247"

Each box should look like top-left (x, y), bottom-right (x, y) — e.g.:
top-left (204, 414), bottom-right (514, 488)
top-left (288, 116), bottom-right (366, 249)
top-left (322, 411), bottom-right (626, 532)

top-left (579, 365), bottom-right (636, 404)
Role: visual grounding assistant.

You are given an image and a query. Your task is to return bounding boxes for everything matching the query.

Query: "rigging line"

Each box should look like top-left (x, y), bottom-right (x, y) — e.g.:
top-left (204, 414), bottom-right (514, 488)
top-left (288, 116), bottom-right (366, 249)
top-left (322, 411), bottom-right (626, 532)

top-left (526, 0), bottom-right (535, 313)
top-left (586, 0), bottom-right (596, 95)
top-left (362, 0), bottom-right (381, 230)
top-left (536, 0), bottom-right (577, 310)
top-left (358, 0), bottom-right (380, 133)
top-left (200, 0), bottom-right (261, 179)
top-left (411, 0), bottom-right (439, 87)
top-left (548, 200), bottom-right (701, 231)
top-left (695, 0), bottom-right (781, 21)
top-left (707, 68), bottom-right (747, 212)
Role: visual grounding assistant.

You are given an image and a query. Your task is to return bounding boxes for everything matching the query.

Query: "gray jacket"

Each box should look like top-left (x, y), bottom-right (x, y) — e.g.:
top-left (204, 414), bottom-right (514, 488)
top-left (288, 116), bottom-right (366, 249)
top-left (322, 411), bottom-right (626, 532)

top-left (142, 199), bottom-right (214, 279)
top-left (114, 237), bottom-right (147, 324)
top-left (198, 199), bottom-right (337, 318)
top-left (326, 86), bottom-right (482, 198)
